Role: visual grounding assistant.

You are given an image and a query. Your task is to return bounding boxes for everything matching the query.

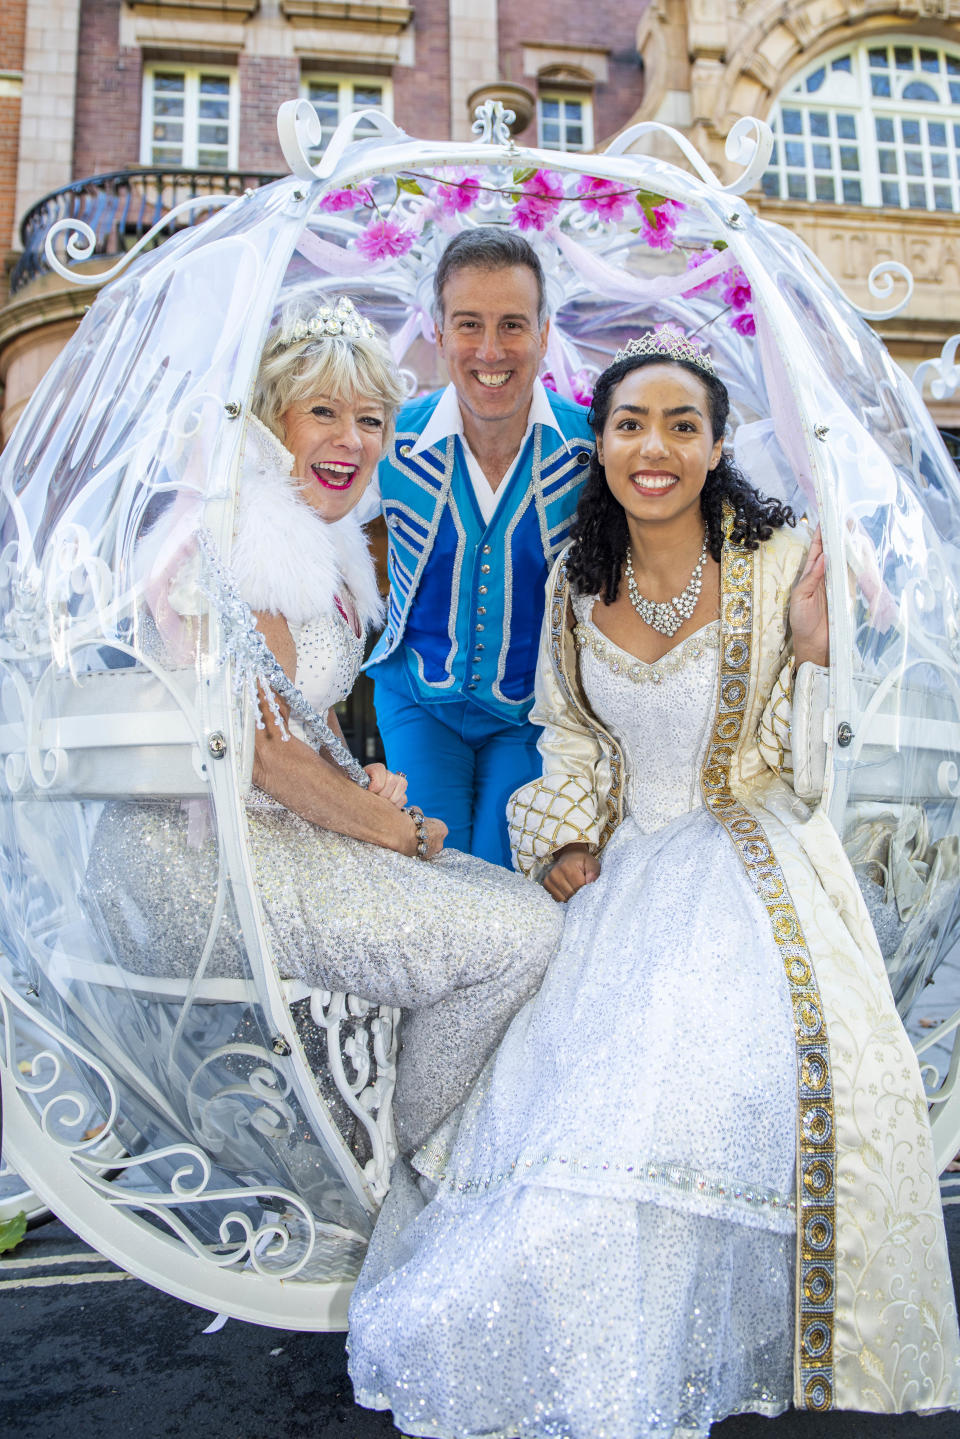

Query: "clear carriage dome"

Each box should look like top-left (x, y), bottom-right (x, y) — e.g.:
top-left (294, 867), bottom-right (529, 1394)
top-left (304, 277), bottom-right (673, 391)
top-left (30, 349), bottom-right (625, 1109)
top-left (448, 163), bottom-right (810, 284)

top-left (1, 100), bottom-right (958, 1326)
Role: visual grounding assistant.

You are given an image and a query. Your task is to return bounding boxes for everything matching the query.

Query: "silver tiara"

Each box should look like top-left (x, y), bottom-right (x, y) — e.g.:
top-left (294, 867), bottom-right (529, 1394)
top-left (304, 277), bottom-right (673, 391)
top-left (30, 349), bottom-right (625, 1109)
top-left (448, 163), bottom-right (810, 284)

top-left (274, 295), bottom-right (378, 351)
top-left (613, 326), bottom-right (717, 377)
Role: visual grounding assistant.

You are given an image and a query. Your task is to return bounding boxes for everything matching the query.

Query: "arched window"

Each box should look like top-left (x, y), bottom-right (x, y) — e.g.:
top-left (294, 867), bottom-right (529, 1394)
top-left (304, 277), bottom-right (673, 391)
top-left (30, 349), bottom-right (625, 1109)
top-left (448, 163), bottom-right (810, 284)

top-left (762, 38), bottom-right (960, 211)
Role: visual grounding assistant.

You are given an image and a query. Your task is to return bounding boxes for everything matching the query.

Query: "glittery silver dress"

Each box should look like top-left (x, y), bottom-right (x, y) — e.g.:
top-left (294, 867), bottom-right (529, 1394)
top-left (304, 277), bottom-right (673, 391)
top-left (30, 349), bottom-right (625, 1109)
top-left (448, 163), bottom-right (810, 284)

top-left (85, 602), bottom-right (561, 1156)
top-left (348, 596), bottom-right (799, 1438)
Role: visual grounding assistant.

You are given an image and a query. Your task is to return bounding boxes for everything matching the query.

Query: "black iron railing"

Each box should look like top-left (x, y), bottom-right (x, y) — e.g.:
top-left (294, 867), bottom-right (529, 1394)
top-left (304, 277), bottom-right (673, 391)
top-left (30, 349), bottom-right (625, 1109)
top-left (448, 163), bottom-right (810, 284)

top-left (11, 167), bottom-right (283, 296)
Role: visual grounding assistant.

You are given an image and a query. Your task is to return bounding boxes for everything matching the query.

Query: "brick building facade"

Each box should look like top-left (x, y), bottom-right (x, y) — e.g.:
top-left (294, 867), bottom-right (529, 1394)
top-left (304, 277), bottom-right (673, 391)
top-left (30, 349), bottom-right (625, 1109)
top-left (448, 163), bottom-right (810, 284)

top-left (1, 0), bottom-right (960, 441)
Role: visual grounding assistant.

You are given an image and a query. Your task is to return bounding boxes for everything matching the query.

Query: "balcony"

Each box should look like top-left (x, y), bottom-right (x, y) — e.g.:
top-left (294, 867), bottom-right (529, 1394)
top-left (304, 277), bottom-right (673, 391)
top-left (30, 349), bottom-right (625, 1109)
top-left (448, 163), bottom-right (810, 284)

top-left (10, 167), bottom-right (282, 298)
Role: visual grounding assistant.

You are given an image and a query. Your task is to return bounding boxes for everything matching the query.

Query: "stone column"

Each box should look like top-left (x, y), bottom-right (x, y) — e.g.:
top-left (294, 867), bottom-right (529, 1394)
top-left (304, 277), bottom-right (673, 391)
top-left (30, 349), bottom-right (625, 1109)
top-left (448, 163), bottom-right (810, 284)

top-left (449, 0), bottom-right (497, 141)
top-left (13, 0), bottom-right (81, 235)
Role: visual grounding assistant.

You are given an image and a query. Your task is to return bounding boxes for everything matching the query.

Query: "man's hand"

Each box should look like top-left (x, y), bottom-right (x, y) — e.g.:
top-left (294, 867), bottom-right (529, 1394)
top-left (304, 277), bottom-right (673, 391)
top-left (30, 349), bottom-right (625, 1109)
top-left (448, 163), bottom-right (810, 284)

top-left (364, 763), bottom-right (408, 809)
top-left (543, 843), bottom-right (601, 902)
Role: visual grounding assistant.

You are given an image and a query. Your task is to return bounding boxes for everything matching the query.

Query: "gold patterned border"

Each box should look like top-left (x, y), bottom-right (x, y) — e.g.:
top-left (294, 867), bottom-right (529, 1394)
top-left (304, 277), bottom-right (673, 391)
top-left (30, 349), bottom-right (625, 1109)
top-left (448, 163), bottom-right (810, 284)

top-left (700, 535), bottom-right (837, 1413)
top-left (550, 554), bottom-right (623, 847)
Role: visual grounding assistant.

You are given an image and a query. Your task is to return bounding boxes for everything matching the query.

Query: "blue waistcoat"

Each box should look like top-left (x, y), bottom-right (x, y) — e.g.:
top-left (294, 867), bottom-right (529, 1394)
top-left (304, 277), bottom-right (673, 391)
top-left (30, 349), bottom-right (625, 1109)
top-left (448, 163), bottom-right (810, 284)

top-left (367, 388), bottom-right (593, 724)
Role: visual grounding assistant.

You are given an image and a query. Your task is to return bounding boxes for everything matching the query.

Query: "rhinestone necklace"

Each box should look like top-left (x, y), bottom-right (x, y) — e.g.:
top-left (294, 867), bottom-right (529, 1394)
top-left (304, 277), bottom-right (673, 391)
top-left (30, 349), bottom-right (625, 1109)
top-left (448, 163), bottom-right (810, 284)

top-left (625, 531), bottom-right (708, 637)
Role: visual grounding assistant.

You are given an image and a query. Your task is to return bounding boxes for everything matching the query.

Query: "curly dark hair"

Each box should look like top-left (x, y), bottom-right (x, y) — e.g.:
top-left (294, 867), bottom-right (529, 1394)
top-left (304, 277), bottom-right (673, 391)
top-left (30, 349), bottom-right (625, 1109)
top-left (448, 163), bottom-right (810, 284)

top-left (566, 352), bottom-right (795, 601)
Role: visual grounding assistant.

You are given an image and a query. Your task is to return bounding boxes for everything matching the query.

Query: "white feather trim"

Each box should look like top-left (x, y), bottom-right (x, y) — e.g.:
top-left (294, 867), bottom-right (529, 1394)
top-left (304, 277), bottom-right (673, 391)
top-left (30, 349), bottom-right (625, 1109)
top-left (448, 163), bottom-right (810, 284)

top-left (229, 415), bottom-right (384, 631)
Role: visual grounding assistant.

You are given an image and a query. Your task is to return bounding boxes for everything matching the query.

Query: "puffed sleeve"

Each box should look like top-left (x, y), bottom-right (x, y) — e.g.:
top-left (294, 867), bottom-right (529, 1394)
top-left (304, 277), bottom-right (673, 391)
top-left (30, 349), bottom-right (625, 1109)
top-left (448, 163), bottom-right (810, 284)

top-left (507, 591), bottom-right (605, 877)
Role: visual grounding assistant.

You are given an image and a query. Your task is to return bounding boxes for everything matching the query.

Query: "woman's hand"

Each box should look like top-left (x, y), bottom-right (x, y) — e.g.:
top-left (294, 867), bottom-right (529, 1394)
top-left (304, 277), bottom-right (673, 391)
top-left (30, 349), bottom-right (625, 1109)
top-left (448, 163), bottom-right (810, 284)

top-left (790, 526), bottom-right (830, 670)
top-left (543, 843), bottom-right (601, 903)
top-left (364, 763), bottom-right (408, 809)
top-left (397, 811), bottom-right (447, 859)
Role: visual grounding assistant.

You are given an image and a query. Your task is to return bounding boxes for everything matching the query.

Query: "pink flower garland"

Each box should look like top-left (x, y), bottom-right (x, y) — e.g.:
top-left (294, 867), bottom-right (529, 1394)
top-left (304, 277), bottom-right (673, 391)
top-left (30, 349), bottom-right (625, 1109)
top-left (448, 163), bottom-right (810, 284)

top-left (433, 169), bottom-right (482, 216)
top-left (576, 175), bottom-right (632, 224)
top-left (355, 218), bottom-right (415, 261)
top-left (511, 170), bottom-right (564, 232)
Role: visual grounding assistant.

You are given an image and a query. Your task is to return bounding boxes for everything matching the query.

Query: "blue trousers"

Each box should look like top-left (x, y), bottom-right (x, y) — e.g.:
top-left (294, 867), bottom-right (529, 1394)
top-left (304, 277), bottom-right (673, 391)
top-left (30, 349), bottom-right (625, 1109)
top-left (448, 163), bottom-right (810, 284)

top-left (373, 663), bottom-right (541, 869)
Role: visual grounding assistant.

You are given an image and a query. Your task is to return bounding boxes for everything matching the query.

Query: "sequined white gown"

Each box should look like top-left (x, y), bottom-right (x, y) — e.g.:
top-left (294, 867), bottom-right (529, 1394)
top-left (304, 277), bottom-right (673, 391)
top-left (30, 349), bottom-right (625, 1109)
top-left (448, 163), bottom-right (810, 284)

top-left (348, 595), bottom-right (800, 1438)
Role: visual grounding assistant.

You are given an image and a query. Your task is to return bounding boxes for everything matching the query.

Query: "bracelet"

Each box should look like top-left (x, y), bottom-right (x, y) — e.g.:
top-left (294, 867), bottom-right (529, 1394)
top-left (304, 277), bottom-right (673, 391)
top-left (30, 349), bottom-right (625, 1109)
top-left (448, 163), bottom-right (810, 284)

top-left (404, 804), bottom-right (429, 860)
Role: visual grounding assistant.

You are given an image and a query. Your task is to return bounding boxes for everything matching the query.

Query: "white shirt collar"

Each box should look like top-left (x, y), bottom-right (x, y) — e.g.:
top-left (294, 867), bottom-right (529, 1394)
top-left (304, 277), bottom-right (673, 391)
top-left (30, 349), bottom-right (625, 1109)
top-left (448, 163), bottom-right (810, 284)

top-left (411, 378), bottom-right (564, 456)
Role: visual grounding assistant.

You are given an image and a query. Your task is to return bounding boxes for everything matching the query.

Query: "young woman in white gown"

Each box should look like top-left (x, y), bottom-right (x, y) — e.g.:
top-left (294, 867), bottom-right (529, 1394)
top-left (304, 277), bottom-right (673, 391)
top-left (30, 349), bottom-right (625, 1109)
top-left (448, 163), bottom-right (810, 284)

top-left (347, 329), bottom-right (960, 1435)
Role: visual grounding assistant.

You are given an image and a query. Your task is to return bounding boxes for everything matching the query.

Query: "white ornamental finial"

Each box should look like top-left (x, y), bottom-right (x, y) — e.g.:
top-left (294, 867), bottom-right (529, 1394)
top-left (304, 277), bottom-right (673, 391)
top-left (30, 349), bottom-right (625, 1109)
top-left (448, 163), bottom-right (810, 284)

top-left (472, 99), bottom-right (515, 145)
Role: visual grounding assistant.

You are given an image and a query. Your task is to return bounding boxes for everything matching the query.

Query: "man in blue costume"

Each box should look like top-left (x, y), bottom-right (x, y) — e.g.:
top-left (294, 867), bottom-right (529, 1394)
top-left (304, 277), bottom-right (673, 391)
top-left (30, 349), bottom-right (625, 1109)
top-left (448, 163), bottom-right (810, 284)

top-left (368, 228), bottom-right (594, 867)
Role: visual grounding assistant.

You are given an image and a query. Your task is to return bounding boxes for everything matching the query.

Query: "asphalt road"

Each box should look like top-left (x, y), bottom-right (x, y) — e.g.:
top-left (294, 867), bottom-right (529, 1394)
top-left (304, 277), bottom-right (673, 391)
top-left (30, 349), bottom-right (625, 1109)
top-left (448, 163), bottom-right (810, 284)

top-left (3, 1186), bottom-right (960, 1439)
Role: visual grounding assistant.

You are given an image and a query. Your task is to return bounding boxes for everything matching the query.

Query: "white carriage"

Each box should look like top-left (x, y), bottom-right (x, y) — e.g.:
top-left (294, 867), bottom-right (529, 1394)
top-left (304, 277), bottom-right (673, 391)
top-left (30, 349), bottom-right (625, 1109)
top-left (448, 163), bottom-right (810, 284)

top-left (1, 99), bottom-right (958, 1328)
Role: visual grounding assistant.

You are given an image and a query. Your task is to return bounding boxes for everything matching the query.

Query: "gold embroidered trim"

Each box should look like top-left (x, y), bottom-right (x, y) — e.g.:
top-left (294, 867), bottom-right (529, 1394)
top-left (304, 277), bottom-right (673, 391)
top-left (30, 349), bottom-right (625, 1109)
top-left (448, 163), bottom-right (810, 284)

top-left (549, 555), bottom-right (623, 849)
top-left (700, 534), bottom-right (836, 1413)
top-left (574, 619), bottom-right (720, 687)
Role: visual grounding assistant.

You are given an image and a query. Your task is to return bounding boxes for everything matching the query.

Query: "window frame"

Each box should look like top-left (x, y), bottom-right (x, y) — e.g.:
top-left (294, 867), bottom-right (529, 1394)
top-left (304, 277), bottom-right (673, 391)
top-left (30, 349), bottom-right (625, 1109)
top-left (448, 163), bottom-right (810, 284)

top-left (140, 64), bottom-right (239, 171)
top-left (762, 37), bottom-right (960, 213)
top-left (536, 90), bottom-right (594, 152)
top-left (299, 74), bottom-right (394, 155)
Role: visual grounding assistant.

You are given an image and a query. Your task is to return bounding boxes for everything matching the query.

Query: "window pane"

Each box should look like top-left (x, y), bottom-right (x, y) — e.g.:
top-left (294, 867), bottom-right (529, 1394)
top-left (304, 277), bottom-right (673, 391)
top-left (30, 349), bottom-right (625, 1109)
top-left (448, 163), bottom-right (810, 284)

top-left (785, 141), bottom-right (805, 166)
top-left (878, 149), bottom-right (897, 174)
top-left (907, 182), bottom-right (927, 208)
top-left (920, 49), bottom-right (940, 71)
top-left (868, 48), bottom-right (888, 68)
top-left (540, 100), bottom-right (559, 120)
top-left (832, 56), bottom-right (852, 74)
top-left (151, 145), bottom-right (181, 164)
top-left (881, 180), bottom-right (901, 206)
top-left (200, 76), bottom-right (230, 95)
top-left (894, 47), bottom-right (913, 70)
top-left (154, 97), bottom-right (183, 117)
top-left (839, 146), bottom-right (859, 171)
top-left (152, 122), bottom-right (183, 143)
top-left (934, 187), bottom-right (954, 211)
top-left (835, 114), bottom-right (855, 140)
top-left (198, 124), bottom-right (229, 145)
top-left (905, 151), bottom-right (924, 176)
top-left (770, 141), bottom-right (778, 165)
top-left (902, 81), bottom-right (939, 102)
top-left (871, 75), bottom-right (891, 97)
top-left (308, 84), bottom-right (338, 103)
top-left (761, 172), bottom-right (780, 198)
top-left (875, 116), bottom-right (895, 143)
top-left (812, 144), bottom-right (831, 169)
top-left (902, 119), bottom-right (921, 144)
top-left (929, 121), bottom-right (947, 147)
top-left (806, 67), bottom-right (826, 93)
top-left (954, 124), bottom-right (960, 146)
top-left (932, 153), bottom-right (950, 178)
top-left (354, 86), bottom-right (383, 107)
top-left (154, 73), bottom-right (185, 93)
top-left (809, 112), bottom-right (829, 137)
top-left (566, 124), bottom-right (584, 147)
top-left (782, 109), bottom-right (802, 135)
top-left (842, 179), bottom-right (862, 203)
top-left (787, 173), bottom-right (808, 200)
top-left (197, 148), bottom-right (228, 168)
top-left (198, 99), bottom-right (229, 119)
top-left (814, 176), bottom-right (835, 201)
top-left (950, 82), bottom-right (960, 103)
top-left (948, 56), bottom-right (960, 75)
top-left (542, 121), bottom-right (560, 146)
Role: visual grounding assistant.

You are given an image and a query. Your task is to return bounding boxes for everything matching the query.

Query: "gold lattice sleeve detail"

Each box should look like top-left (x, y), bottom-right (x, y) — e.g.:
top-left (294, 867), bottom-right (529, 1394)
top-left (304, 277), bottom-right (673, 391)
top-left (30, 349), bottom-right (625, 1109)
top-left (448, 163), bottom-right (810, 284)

top-left (507, 774), bottom-right (600, 878)
top-left (757, 656), bottom-right (795, 781)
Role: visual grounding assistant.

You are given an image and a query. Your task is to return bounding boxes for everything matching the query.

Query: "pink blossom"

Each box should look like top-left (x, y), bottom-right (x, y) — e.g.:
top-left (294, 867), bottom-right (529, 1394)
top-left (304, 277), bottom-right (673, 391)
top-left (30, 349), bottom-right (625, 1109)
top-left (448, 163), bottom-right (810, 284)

top-left (729, 310), bottom-right (756, 337)
top-left (434, 168), bottom-right (482, 215)
top-left (355, 219), bottom-right (415, 261)
top-left (685, 250), bottom-right (722, 295)
top-left (541, 370), bottom-right (558, 392)
top-left (570, 369), bottom-right (595, 406)
top-left (511, 169), bottom-right (564, 232)
top-left (637, 201), bottom-right (682, 252)
top-left (576, 175), bottom-right (631, 223)
top-left (319, 185), bottom-right (373, 212)
top-left (721, 266), bottom-right (752, 312)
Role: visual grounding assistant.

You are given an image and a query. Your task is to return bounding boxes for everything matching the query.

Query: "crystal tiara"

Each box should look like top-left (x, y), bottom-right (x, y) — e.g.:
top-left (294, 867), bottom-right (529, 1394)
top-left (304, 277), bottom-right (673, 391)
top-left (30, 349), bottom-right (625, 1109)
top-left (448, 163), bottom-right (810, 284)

top-left (613, 326), bottom-right (717, 377)
top-left (273, 295), bottom-right (378, 351)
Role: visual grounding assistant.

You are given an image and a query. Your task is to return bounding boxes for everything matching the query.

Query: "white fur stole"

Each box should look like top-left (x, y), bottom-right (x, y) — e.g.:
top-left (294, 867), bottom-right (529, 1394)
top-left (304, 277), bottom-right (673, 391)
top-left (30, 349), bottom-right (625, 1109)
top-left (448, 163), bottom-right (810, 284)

top-left (229, 414), bottom-right (384, 631)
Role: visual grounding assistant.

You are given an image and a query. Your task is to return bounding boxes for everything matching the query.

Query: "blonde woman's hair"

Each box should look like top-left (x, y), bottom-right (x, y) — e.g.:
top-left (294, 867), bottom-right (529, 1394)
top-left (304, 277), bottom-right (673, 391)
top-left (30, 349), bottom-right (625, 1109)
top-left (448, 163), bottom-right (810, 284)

top-left (252, 291), bottom-right (406, 449)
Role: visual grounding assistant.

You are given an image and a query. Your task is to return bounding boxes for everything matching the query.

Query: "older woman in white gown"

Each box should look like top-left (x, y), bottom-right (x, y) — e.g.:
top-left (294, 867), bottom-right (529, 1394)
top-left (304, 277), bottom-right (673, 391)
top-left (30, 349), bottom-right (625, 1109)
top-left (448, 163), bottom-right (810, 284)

top-left (85, 292), bottom-right (562, 1154)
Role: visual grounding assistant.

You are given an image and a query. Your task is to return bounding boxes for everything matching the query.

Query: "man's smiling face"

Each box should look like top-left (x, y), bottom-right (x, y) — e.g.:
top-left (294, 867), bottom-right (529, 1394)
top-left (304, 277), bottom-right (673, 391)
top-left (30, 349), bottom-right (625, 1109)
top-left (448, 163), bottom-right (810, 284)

top-left (436, 263), bottom-right (549, 431)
